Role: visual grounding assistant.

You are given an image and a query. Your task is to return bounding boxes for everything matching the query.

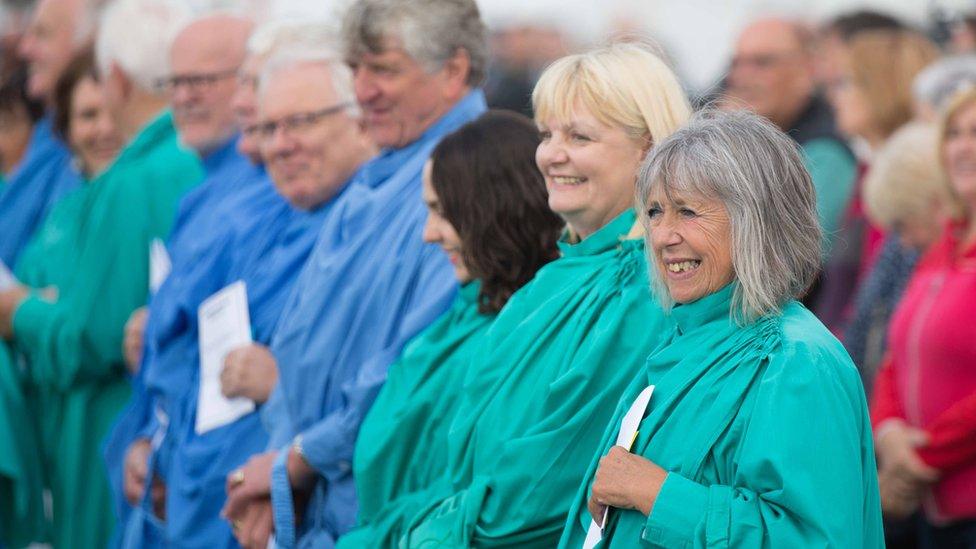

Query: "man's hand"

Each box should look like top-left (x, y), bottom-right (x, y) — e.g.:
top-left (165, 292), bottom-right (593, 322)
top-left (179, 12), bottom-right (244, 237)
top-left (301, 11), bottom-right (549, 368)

top-left (220, 344), bottom-right (278, 403)
top-left (231, 497), bottom-right (274, 549)
top-left (123, 307), bottom-right (148, 374)
top-left (223, 451), bottom-right (276, 522)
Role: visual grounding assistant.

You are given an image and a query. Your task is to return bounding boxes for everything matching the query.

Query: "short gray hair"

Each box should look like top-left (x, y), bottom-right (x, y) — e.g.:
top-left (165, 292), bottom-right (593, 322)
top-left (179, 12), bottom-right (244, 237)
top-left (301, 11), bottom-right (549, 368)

top-left (913, 54), bottom-right (976, 112)
top-left (96, 0), bottom-right (191, 91)
top-left (341, 0), bottom-right (487, 87)
top-left (636, 110), bottom-right (822, 321)
top-left (258, 47), bottom-right (359, 118)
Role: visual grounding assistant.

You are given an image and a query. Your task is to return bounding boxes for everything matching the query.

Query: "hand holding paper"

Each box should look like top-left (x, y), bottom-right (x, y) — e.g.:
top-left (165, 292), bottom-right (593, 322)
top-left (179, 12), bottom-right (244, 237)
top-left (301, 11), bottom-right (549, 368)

top-left (196, 281), bottom-right (255, 434)
top-left (583, 385), bottom-right (655, 549)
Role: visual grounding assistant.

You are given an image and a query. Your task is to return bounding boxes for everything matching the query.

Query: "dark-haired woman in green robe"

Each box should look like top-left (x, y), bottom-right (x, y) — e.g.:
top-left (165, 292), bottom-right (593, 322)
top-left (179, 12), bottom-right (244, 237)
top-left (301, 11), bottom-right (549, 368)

top-left (396, 43), bottom-right (692, 547)
top-left (338, 110), bottom-right (564, 548)
top-left (561, 110), bottom-right (882, 548)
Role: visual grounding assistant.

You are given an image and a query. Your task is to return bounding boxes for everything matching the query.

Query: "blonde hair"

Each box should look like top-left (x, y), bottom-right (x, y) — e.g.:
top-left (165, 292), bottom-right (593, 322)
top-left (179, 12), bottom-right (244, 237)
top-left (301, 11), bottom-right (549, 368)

top-left (847, 30), bottom-right (940, 139)
top-left (532, 40), bottom-right (692, 238)
top-left (532, 40), bottom-right (691, 148)
top-left (938, 86), bottom-right (976, 218)
top-left (864, 122), bottom-right (949, 230)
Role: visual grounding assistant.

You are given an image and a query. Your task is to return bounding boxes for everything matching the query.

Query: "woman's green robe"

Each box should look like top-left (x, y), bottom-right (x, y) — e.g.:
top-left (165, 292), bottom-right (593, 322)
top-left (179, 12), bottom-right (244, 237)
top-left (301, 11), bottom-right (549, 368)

top-left (2, 111), bottom-right (202, 549)
top-left (559, 284), bottom-right (885, 548)
top-left (339, 282), bottom-right (495, 547)
top-left (399, 210), bottom-right (669, 547)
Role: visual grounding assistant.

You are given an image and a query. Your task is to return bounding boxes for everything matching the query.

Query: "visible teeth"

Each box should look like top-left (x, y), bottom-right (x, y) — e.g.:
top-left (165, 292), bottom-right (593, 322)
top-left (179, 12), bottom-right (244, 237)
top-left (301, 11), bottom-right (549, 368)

top-left (553, 176), bottom-right (586, 185)
top-left (666, 261), bottom-right (700, 273)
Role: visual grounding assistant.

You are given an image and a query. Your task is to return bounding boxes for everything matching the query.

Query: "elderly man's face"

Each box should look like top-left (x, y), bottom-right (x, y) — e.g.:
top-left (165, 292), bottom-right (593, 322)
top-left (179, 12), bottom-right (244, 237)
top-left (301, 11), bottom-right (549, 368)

top-left (18, 0), bottom-right (81, 101)
top-left (349, 45), bottom-right (460, 149)
top-left (232, 54), bottom-right (264, 162)
top-left (168, 20), bottom-right (246, 155)
top-left (726, 21), bottom-right (813, 129)
top-left (259, 65), bottom-right (366, 210)
top-left (646, 188), bottom-right (735, 304)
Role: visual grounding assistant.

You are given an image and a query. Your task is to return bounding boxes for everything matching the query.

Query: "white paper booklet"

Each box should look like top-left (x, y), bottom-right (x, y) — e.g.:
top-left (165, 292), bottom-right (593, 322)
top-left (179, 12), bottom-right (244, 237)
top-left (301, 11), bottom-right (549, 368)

top-left (583, 385), bottom-right (655, 549)
top-left (195, 280), bottom-right (254, 434)
top-left (0, 258), bottom-right (17, 291)
top-left (149, 238), bottom-right (171, 295)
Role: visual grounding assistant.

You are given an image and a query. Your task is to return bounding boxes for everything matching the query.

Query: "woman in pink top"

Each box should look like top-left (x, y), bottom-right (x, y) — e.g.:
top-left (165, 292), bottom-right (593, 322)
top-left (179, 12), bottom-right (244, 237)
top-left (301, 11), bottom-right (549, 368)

top-left (871, 87), bottom-right (976, 548)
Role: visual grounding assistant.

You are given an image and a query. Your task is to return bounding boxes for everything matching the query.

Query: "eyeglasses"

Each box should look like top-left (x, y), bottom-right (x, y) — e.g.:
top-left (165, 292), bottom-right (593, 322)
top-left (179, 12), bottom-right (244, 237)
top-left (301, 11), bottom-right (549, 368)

top-left (251, 103), bottom-right (353, 140)
top-left (154, 69), bottom-right (239, 94)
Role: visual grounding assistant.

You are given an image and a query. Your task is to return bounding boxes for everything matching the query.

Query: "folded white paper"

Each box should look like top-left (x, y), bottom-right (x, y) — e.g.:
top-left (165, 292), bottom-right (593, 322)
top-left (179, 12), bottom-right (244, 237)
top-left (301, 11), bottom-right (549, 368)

top-left (583, 385), bottom-right (655, 549)
top-left (195, 281), bottom-right (254, 434)
top-left (149, 238), bottom-right (171, 295)
top-left (0, 258), bottom-right (16, 291)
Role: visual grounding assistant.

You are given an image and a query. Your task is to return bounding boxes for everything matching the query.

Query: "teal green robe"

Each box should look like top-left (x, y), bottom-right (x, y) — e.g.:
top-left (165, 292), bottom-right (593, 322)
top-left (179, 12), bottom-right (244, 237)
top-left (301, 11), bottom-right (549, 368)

top-left (559, 284), bottom-right (884, 548)
top-left (339, 282), bottom-right (495, 547)
top-left (399, 210), bottom-right (668, 547)
top-left (4, 111), bottom-right (202, 549)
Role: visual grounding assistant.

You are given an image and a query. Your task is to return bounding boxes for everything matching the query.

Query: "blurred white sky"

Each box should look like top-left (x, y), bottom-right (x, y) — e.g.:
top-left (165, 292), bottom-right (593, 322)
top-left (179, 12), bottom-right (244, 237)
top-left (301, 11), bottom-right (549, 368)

top-left (477, 0), bottom-right (973, 93)
top-left (260, 0), bottom-right (972, 93)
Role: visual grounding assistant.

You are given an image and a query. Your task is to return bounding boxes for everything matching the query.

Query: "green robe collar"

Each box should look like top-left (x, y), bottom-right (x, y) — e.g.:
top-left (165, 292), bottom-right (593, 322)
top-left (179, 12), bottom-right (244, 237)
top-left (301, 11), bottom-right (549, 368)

top-left (669, 283), bottom-right (735, 335)
top-left (557, 209), bottom-right (637, 258)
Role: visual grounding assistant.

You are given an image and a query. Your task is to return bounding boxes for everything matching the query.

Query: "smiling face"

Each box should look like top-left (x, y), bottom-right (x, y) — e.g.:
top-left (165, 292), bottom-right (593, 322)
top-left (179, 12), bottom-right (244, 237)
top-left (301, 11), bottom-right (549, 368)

top-left (68, 76), bottom-right (122, 176)
top-left (168, 18), bottom-right (249, 155)
top-left (421, 160), bottom-right (470, 283)
top-left (943, 101), bottom-right (976, 211)
top-left (259, 64), bottom-right (370, 210)
top-left (646, 187), bottom-right (735, 304)
top-left (348, 44), bottom-right (464, 149)
top-left (535, 104), bottom-right (646, 239)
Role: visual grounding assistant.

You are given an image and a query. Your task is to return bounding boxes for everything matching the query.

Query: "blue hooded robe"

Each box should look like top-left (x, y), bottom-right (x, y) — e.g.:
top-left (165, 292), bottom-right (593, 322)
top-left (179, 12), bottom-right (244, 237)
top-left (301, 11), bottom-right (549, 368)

top-left (103, 136), bottom-right (281, 547)
top-left (264, 91), bottom-right (486, 548)
top-left (0, 116), bottom-right (80, 266)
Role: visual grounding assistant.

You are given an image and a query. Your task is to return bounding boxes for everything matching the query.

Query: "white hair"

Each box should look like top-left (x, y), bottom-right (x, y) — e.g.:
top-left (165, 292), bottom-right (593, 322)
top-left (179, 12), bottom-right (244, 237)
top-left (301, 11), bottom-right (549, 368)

top-left (95, 0), bottom-right (191, 91)
top-left (258, 47), bottom-right (358, 117)
top-left (247, 19), bottom-right (337, 58)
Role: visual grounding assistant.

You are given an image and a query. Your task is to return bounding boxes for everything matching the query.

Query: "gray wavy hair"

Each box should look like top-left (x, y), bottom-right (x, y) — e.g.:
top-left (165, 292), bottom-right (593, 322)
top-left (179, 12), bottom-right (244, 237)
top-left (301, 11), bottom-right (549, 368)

top-left (636, 110), bottom-right (822, 321)
top-left (341, 0), bottom-right (487, 86)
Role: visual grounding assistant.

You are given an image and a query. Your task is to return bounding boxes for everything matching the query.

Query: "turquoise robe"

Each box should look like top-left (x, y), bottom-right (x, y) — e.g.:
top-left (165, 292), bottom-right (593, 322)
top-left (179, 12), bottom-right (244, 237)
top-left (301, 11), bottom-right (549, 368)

top-left (7, 111), bottom-right (202, 549)
top-left (559, 284), bottom-right (884, 548)
top-left (400, 210), bottom-right (668, 547)
top-left (339, 282), bottom-right (495, 547)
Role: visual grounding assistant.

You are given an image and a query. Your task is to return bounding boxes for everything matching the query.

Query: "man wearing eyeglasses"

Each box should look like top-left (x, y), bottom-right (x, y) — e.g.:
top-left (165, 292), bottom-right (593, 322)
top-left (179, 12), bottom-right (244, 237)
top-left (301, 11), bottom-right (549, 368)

top-left (724, 17), bottom-right (857, 255)
top-left (221, 0), bottom-right (488, 546)
top-left (107, 12), bottom-right (310, 549)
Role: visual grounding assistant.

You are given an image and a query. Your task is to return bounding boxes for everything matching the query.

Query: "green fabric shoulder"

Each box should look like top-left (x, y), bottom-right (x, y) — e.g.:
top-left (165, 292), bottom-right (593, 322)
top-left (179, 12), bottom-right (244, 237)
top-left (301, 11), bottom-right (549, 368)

top-left (5, 110), bottom-right (201, 549)
top-left (340, 282), bottom-right (495, 548)
top-left (13, 110), bottom-right (202, 389)
top-left (560, 290), bottom-right (883, 548)
top-left (400, 210), bottom-right (670, 548)
top-left (801, 137), bottom-right (857, 254)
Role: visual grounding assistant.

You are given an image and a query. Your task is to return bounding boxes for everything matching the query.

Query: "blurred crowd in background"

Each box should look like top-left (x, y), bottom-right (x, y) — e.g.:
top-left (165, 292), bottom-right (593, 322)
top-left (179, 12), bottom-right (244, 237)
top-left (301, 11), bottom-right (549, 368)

top-left (0, 0), bottom-right (975, 548)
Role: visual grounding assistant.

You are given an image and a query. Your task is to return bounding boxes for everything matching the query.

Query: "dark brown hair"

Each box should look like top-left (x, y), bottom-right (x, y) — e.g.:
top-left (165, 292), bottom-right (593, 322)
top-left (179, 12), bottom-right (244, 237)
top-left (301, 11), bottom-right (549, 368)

top-left (430, 110), bottom-right (563, 314)
top-left (0, 61), bottom-right (43, 124)
top-left (53, 48), bottom-right (99, 141)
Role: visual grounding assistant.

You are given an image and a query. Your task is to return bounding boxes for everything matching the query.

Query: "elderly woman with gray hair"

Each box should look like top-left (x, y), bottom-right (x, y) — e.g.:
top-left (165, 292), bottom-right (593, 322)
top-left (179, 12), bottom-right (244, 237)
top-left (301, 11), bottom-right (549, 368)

top-left (560, 110), bottom-right (884, 548)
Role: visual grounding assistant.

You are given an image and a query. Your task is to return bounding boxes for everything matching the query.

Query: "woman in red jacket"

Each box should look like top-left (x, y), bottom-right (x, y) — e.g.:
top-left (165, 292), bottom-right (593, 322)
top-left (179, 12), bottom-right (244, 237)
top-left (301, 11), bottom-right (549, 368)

top-left (871, 86), bottom-right (976, 548)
